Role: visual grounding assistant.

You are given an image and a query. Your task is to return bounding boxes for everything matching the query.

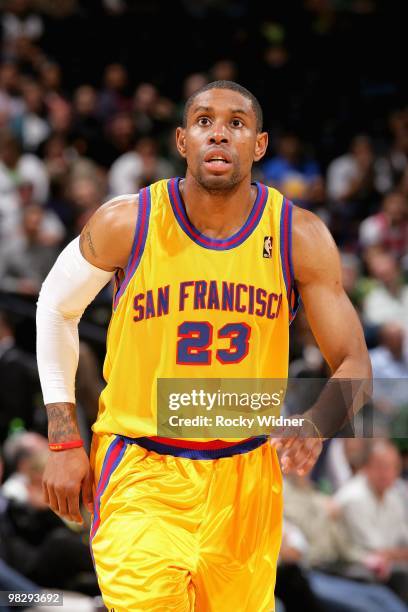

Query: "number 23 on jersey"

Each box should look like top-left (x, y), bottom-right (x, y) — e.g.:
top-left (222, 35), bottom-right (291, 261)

top-left (176, 321), bottom-right (251, 365)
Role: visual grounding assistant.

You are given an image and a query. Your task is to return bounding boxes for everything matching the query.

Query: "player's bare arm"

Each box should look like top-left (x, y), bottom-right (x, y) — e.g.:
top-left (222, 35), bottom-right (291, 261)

top-left (41, 196), bottom-right (138, 523)
top-left (271, 207), bottom-right (372, 475)
top-left (79, 195), bottom-right (139, 270)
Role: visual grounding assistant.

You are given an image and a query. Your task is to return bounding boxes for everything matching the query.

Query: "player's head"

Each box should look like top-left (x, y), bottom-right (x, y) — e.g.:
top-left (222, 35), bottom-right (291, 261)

top-left (176, 80), bottom-right (268, 192)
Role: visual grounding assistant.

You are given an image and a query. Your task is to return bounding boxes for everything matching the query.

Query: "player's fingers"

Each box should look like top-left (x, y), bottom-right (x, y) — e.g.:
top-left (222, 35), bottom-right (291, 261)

top-left (296, 442), bottom-right (323, 475)
top-left (81, 469), bottom-right (94, 514)
top-left (280, 439), bottom-right (314, 473)
top-left (55, 489), bottom-right (69, 519)
top-left (280, 455), bottom-right (293, 473)
top-left (46, 485), bottom-right (60, 515)
top-left (271, 434), bottom-right (297, 453)
top-left (67, 485), bottom-right (83, 524)
top-left (42, 479), bottom-right (50, 505)
top-left (285, 439), bottom-right (320, 474)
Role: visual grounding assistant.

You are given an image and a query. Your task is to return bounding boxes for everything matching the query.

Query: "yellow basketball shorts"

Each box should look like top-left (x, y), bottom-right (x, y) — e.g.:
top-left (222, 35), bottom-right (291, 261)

top-left (89, 434), bottom-right (283, 612)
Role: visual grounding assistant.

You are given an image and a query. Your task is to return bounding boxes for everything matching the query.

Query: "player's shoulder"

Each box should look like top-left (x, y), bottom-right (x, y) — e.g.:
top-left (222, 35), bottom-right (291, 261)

top-left (100, 192), bottom-right (140, 216)
top-left (80, 194), bottom-right (140, 270)
top-left (292, 205), bottom-right (336, 252)
top-left (291, 205), bottom-right (340, 283)
top-left (94, 178), bottom-right (169, 229)
top-left (92, 193), bottom-right (139, 234)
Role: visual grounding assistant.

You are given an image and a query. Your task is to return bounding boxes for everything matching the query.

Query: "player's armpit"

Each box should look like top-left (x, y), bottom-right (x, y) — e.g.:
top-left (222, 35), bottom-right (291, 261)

top-left (79, 194), bottom-right (139, 271)
top-left (292, 207), bottom-right (371, 379)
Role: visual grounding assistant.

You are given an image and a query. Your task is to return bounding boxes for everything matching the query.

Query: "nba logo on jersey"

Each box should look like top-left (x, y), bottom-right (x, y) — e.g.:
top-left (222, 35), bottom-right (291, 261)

top-left (263, 236), bottom-right (273, 258)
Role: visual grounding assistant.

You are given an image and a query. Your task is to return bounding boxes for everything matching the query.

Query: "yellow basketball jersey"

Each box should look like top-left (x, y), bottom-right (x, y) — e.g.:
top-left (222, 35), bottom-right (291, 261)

top-left (92, 178), bottom-right (298, 438)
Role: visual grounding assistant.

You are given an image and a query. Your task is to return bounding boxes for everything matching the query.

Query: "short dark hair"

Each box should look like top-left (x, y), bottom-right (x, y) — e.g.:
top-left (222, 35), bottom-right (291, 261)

top-left (183, 80), bottom-right (263, 132)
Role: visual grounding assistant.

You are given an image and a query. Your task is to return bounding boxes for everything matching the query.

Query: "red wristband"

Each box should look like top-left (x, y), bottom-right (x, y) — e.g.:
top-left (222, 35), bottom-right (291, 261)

top-left (49, 440), bottom-right (84, 451)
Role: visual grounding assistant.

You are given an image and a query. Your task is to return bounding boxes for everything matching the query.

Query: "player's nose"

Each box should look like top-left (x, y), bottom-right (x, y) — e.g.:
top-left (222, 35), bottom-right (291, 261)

top-left (208, 122), bottom-right (229, 144)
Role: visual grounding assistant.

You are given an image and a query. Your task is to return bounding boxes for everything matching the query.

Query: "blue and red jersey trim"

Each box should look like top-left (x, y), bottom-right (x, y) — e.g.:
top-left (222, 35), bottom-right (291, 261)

top-left (280, 197), bottom-right (300, 323)
top-left (125, 434), bottom-right (268, 460)
top-left (167, 177), bottom-right (268, 251)
top-left (90, 436), bottom-right (127, 542)
top-left (113, 186), bottom-right (151, 309)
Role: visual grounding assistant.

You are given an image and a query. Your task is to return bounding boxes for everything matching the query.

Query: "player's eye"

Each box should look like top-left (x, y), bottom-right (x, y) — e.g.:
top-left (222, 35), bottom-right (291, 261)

top-left (198, 117), bottom-right (211, 126)
top-left (231, 118), bottom-right (244, 128)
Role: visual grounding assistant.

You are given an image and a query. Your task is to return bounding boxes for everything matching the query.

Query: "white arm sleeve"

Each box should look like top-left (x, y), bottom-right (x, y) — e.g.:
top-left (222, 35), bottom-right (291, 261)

top-left (36, 237), bottom-right (114, 405)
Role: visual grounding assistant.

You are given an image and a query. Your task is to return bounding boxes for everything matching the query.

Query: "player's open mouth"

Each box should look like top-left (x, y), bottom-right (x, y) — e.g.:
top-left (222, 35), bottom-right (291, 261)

top-left (204, 149), bottom-right (232, 162)
top-left (204, 150), bottom-right (232, 172)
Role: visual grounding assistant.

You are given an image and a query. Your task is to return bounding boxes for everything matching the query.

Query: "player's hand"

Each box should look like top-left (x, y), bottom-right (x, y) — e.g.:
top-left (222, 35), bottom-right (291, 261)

top-left (42, 447), bottom-right (94, 524)
top-left (270, 417), bottom-right (323, 475)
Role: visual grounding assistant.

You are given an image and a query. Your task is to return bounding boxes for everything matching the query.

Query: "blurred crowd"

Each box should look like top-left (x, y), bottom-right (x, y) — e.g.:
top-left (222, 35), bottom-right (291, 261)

top-left (0, 0), bottom-right (407, 610)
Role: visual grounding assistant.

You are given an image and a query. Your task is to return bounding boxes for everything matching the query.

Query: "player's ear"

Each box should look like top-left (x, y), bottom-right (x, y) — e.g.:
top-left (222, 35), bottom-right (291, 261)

top-left (254, 131), bottom-right (268, 162)
top-left (176, 127), bottom-right (187, 159)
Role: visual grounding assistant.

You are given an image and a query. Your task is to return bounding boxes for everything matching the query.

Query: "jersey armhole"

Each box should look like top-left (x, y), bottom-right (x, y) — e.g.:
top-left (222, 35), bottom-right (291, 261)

top-left (279, 197), bottom-right (300, 324)
top-left (113, 186), bottom-right (151, 310)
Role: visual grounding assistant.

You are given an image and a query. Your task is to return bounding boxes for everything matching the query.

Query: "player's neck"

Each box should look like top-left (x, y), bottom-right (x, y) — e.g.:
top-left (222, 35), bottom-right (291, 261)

top-left (179, 175), bottom-right (256, 240)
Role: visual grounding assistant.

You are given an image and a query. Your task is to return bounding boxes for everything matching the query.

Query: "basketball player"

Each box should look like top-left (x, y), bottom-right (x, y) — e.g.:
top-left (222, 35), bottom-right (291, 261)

top-left (36, 81), bottom-right (371, 611)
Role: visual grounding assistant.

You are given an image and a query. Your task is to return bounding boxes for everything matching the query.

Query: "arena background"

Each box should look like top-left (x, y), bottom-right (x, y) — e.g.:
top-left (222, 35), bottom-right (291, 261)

top-left (0, 0), bottom-right (407, 610)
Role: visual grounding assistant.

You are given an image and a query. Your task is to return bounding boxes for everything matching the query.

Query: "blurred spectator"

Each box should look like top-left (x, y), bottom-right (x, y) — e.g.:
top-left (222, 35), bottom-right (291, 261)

top-left (327, 135), bottom-right (392, 221)
top-left (262, 133), bottom-right (324, 209)
top-left (42, 133), bottom-right (71, 195)
top-left (287, 470), bottom-right (408, 608)
top-left (210, 59), bottom-right (238, 82)
top-left (182, 72), bottom-right (208, 101)
top-left (38, 61), bottom-right (64, 99)
top-left (1, 0), bottom-right (44, 56)
top-left (0, 204), bottom-right (58, 295)
top-left (284, 474), bottom-right (360, 569)
top-left (386, 109), bottom-right (408, 185)
top-left (47, 96), bottom-right (72, 140)
top-left (335, 440), bottom-right (408, 603)
top-left (132, 82), bottom-right (159, 136)
top-left (0, 129), bottom-right (49, 241)
top-left (359, 192), bottom-right (408, 260)
top-left (1, 432), bottom-right (48, 500)
top-left (108, 141), bottom-right (142, 196)
top-left (0, 315), bottom-right (39, 441)
top-left (289, 341), bottom-right (327, 379)
top-left (132, 83), bottom-right (175, 142)
top-left (71, 85), bottom-right (101, 159)
top-left (97, 111), bottom-right (136, 168)
top-left (174, 73), bottom-right (209, 126)
top-left (282, 474), bottom-right (408, 612)
top-left (97, 63), bottom-right (131, 122)
top-left (11, 78), bottom-right (50, 152)
top-left (17, 179), bottom-right (65, 246)
top-left (370, 323), bottom-right (408, 380)
top-left (108, 135), bottom-right (174, 196)
top-left (34, 0), bottom-right (79, 18)
top-left (102, 0), bottom-right (127, 14)
top-left (369, 323), bottom-right (408, 427)
top-left (0, 61), bottom-right (24, 119)
top-left (135, 136), bottom-right (174, 188)
top-left (276, 521), bottom-right (323, 612)
top-left (340, 253), bottom-right (365, 309)
top-left (68, 175), bottom-right (106, 234)
top-left (322, 439), bottom-right (372, 493)
top-left (11, 29), bottom-right (47, 73)
top-left (362, 251), bottom-right (408, 331)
